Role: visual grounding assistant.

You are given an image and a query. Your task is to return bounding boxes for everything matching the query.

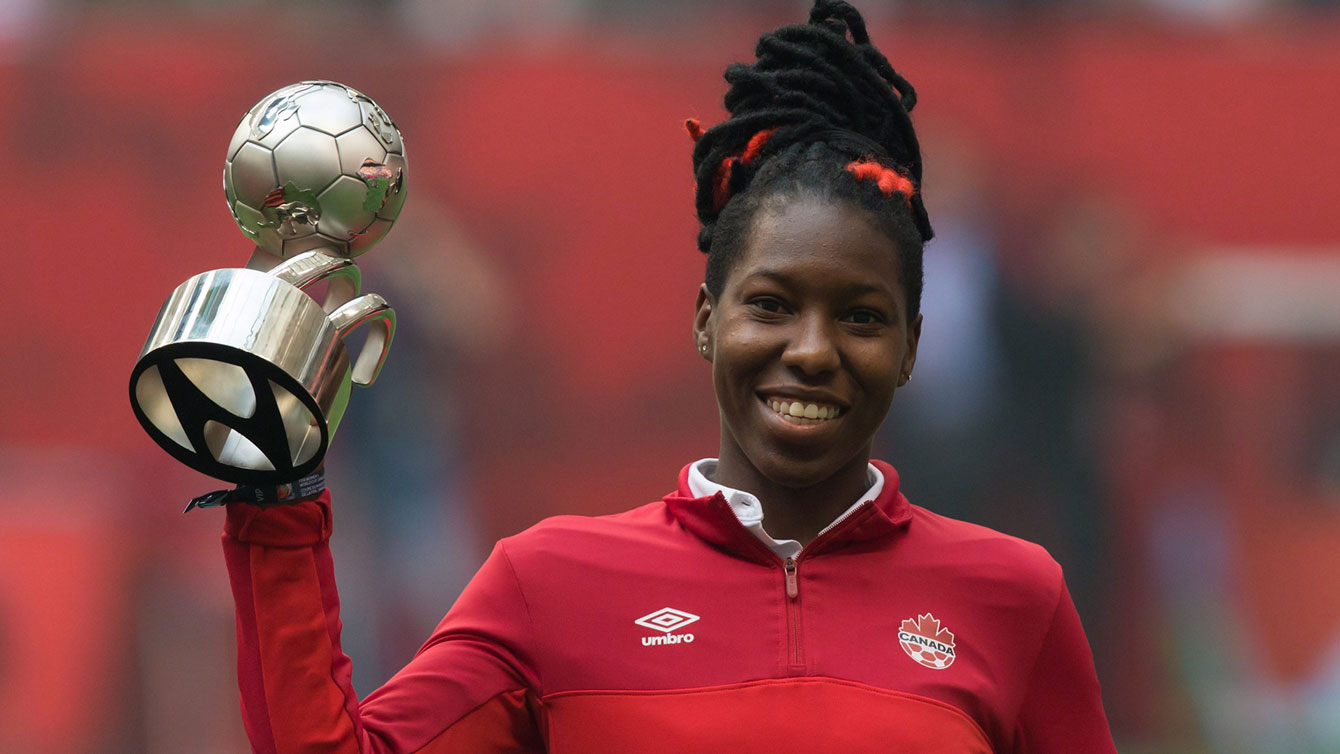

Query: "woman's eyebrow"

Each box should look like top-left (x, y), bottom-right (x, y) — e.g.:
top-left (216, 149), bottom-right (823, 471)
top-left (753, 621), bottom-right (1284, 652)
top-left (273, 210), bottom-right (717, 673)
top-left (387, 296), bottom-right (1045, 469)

top-left (743, 268), bottom-right (792, 284)
top-left (838, 282), bottom-right (895, 298)
top-left (748, 269), bottom-right (893, 296)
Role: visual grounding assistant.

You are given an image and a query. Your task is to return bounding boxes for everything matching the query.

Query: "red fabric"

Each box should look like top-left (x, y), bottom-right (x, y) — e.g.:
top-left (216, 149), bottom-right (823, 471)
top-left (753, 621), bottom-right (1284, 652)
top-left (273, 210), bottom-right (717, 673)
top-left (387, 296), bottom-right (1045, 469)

top-left (223, 463), bottom-right (1114, 752)
top-left (1010, 585), bottom-right (1115, 754)
top-left (414, 690), bottom-right (542, 754)
top-left (545, 678), bottom-right (991, 753)
top-left (223, 493), bottom-right (361, 754)
top-left (226, 534), bottom-right (276, 753)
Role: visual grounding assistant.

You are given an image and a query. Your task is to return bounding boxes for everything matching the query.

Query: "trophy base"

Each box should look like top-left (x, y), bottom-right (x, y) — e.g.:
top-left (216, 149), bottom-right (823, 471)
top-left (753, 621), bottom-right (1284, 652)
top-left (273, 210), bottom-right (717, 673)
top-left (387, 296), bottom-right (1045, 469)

top-left (130, 340), bottom-right (330, 486)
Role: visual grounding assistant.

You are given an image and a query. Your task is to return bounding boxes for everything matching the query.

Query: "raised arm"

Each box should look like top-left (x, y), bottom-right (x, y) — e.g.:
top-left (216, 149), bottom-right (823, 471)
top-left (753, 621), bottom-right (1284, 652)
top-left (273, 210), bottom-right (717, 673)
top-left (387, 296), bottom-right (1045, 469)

top-left (223, 492), bottom-right (545, 754)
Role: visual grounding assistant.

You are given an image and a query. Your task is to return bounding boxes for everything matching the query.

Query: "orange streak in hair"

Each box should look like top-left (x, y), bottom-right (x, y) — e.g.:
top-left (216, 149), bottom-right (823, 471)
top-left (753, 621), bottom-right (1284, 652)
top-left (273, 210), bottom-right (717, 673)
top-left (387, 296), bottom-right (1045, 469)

top-left (741, 128), bottom-right (776, 164)
top-left (845, 160), bottom-right (915, 209)
top-left (710, 128), bottom-right (778, 212)
top-left (714, 157), bottom-right (736, 213)
top-left (685, 118), bottom-right (705, 143)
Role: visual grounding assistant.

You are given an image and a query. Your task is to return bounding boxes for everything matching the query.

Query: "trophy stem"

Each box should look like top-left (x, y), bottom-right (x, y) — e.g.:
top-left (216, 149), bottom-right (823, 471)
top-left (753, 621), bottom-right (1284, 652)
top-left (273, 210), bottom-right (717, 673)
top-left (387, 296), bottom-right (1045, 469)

top-left (245, 246), bottom-right (287, 273)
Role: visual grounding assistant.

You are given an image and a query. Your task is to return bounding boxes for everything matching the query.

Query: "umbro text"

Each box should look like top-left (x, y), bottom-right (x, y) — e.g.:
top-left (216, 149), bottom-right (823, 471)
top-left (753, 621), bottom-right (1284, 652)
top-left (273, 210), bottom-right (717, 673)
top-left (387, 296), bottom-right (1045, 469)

top-left (641, 633), bottom-right (695, 646)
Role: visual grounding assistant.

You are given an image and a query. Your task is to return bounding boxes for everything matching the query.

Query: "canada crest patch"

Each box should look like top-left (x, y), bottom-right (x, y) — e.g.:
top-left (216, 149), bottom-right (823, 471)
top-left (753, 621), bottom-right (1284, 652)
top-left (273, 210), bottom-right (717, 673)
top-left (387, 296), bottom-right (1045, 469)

top-left (898, 613), bottom-right (956, 670)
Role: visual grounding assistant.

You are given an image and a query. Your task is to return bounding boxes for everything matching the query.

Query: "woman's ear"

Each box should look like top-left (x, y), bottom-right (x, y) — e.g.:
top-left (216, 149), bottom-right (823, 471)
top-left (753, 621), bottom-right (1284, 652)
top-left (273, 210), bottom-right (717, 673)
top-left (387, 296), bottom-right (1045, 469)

top-left (901, 312), bottom-right (922, 384)
top-left (693, 284), bottom-right (714, 360)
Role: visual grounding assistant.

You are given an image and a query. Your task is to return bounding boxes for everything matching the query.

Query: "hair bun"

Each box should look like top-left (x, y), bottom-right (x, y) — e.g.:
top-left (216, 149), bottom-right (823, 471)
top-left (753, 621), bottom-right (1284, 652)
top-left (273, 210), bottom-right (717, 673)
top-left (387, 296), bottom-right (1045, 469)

top-left (809, 0), bottom-right (872, 45)
top-left (690, 0), bottom-right (932, 244)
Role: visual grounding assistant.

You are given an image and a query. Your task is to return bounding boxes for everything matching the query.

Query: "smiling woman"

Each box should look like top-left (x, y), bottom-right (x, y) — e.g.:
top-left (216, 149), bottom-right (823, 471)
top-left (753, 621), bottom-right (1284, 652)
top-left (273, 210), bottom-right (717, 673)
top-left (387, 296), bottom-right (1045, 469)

top-left (697, 199), bottom-right (918, 541)
top-left (214, 2), bottom-right (1115, 752)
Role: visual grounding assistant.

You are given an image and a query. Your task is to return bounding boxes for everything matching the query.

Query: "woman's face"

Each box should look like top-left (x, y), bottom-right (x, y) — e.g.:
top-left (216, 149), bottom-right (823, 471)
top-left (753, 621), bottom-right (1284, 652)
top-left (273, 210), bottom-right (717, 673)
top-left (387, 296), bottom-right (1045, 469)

top-left (694, 196), bottom-right (921, 491)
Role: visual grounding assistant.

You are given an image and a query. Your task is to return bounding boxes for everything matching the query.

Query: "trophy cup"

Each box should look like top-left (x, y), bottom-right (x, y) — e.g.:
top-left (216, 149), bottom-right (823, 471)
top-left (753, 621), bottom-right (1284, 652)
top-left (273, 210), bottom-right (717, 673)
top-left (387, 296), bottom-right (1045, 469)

top-left (130, 81), bottom-right (407, 486)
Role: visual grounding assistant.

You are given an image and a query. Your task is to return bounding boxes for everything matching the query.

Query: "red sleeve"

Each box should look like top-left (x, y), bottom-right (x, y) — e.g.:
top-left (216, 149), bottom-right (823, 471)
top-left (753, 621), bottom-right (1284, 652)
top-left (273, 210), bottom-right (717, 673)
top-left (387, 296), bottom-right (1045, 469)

top-left (1011, 580), bottom-right (1116, 754)
top-left (223, 491), bottom-right (544, 754)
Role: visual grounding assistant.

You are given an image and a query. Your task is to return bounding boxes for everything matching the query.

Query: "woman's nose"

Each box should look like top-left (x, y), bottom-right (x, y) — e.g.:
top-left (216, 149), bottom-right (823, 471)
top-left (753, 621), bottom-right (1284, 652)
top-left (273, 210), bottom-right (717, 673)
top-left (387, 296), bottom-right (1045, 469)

top-left (781, 314), bottom-right (840, 376)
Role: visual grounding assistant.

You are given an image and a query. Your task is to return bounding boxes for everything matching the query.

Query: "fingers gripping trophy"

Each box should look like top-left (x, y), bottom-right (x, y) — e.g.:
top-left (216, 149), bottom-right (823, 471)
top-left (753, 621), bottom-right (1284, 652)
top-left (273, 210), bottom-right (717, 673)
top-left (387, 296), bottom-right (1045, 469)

top-left (129, 81), bottom-right (407, 502)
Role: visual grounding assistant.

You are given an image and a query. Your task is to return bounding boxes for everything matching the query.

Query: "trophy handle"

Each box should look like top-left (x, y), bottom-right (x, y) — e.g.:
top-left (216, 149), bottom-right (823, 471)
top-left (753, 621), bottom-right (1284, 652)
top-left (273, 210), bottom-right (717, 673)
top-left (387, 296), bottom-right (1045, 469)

top-left (329, 294), bottom-right (396, 386)
top-left (269, 250), bottom-right (362, 314)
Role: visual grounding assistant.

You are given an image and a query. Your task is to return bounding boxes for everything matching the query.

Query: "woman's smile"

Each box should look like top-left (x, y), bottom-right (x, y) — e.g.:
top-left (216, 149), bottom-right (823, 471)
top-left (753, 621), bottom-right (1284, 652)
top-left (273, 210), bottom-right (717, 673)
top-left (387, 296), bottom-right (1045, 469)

top-left (765, 396), bottom-right (843, 423)
top-left (760, 394), bottom-right (845, 427)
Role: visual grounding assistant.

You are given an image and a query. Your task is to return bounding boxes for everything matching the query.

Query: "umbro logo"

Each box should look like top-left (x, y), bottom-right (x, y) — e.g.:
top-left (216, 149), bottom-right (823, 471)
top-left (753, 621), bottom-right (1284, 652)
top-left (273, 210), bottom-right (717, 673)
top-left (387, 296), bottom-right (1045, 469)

top-left (635, 607), bottom-right (699, 646)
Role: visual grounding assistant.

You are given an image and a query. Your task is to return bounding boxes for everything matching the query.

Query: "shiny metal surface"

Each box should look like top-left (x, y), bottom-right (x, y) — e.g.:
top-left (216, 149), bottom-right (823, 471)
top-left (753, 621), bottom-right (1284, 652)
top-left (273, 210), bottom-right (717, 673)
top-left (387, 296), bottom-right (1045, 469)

top-left (270, 249), bottom-right (360, 313)
top-left (272, 126), bottom-right (342, 198)
top-left (132, 80), bottom-right (407, 486)
top-left (329, 293), bottom-right (395, 386)
top-left (223, 80), bottom-right (407, 259)
top-left (129, 251), bottom-right (396, 484)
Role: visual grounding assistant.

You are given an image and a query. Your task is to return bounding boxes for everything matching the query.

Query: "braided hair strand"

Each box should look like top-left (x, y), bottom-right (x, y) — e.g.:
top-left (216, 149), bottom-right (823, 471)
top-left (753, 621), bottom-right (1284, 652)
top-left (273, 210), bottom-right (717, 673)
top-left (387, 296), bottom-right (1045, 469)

top-left (689, 0), bottom-right (933, 318)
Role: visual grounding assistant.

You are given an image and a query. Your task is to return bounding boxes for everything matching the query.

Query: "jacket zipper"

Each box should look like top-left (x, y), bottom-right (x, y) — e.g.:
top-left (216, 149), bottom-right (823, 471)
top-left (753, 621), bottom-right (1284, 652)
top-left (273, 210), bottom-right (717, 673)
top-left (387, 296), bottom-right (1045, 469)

top-left (779, 502), bottom-right (876, 672)
top-left (721, 499), bottom-right (876, 674)
top-left (783, 557), bottom-right (802, 669)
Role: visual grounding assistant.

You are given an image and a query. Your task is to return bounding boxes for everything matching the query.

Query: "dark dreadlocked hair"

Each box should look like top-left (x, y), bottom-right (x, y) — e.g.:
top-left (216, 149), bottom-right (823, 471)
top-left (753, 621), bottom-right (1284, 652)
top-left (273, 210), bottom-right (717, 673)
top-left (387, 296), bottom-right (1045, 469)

top-left (688, 0), bottom-right (933, 317)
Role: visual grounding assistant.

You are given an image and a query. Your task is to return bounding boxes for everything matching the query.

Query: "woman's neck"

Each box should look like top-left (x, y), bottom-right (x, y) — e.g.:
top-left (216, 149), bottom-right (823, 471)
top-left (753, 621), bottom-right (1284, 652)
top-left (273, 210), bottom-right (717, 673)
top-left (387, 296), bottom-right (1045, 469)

top-left (710, 451), bottom-right (874, 548)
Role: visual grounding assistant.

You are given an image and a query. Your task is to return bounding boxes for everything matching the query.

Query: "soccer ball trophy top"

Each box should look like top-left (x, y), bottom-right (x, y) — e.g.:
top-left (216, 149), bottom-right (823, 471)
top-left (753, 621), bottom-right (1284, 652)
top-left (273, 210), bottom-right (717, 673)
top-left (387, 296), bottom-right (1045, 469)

top-left (224, 81), bottom-right (407, 260)
top-left (130, 82), bottom-right (405, 487)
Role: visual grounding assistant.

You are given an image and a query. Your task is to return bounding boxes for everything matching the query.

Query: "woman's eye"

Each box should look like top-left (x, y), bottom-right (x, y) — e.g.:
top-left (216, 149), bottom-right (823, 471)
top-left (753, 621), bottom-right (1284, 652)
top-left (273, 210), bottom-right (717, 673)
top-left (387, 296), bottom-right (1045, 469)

top-left (846, 310), bottom-right (883, 325)
top-left (750, 297), bottom-right (785, 314)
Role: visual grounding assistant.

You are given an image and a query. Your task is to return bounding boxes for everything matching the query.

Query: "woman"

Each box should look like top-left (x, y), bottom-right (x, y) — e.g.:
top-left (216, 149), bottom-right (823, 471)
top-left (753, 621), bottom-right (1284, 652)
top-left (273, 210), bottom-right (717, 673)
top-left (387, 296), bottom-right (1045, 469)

top-left (218, 2), bottom-right (1115, 751)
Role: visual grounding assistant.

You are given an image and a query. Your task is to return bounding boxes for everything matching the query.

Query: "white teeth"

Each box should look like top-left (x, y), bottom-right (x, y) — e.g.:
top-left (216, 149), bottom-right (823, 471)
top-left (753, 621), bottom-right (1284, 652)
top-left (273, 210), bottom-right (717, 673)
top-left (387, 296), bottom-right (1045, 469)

top-left (766, 398), bottom-right (840, 422)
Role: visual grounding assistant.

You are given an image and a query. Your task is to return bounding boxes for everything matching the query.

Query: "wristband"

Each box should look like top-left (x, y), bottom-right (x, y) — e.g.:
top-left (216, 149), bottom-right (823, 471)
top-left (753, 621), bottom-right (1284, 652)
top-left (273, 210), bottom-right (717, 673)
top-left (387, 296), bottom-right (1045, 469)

top-left (183, 470), bottom-right (326, 512)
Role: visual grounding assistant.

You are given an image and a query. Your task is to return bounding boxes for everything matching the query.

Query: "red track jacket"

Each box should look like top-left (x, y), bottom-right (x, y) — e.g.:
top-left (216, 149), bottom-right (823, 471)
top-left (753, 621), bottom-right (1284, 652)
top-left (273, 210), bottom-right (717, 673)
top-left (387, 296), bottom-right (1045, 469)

top-left (222, 461), bottom-right (1115, 753)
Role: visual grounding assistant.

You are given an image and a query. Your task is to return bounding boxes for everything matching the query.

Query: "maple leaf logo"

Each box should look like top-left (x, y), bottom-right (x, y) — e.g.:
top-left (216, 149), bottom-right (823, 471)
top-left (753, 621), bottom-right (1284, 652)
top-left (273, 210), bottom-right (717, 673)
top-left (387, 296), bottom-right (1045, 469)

top-left (897, 613), bottom-right (957, 670)
top-left (900, 613), bottom-right (955, 646)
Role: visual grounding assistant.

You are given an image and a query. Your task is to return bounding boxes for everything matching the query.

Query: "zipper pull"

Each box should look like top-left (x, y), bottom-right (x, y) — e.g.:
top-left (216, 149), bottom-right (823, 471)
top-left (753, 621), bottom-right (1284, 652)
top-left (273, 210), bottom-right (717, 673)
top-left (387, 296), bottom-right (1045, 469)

top-left (784, 557), bottom-right (798, 599)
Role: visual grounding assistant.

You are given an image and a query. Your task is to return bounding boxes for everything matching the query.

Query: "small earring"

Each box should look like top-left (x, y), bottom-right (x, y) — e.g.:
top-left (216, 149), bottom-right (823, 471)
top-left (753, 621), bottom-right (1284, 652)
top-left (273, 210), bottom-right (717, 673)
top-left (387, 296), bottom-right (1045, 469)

top-left (900, 372), bottom-right (911, 385)
top-left (700, 343), bottom-right (708, 354)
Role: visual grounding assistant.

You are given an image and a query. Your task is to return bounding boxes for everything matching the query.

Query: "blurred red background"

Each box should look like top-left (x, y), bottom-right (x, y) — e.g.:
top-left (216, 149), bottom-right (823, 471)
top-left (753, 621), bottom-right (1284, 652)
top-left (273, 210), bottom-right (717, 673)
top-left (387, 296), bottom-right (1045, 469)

top-left (3, 7), bottom-right (1339, 753)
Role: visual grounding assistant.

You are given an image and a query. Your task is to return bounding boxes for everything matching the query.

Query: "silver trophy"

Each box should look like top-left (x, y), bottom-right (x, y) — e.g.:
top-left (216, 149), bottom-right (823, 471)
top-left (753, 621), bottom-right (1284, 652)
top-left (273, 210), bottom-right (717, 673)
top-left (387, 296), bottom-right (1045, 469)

top-left (130, 81), bottom-right (407, 485)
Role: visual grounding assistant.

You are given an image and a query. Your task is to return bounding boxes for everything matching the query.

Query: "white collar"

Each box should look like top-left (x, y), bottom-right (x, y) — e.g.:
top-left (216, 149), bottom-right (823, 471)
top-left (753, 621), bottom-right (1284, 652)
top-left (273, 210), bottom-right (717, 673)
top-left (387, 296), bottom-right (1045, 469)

top-left (686, 458), bottom-right (884, 561)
